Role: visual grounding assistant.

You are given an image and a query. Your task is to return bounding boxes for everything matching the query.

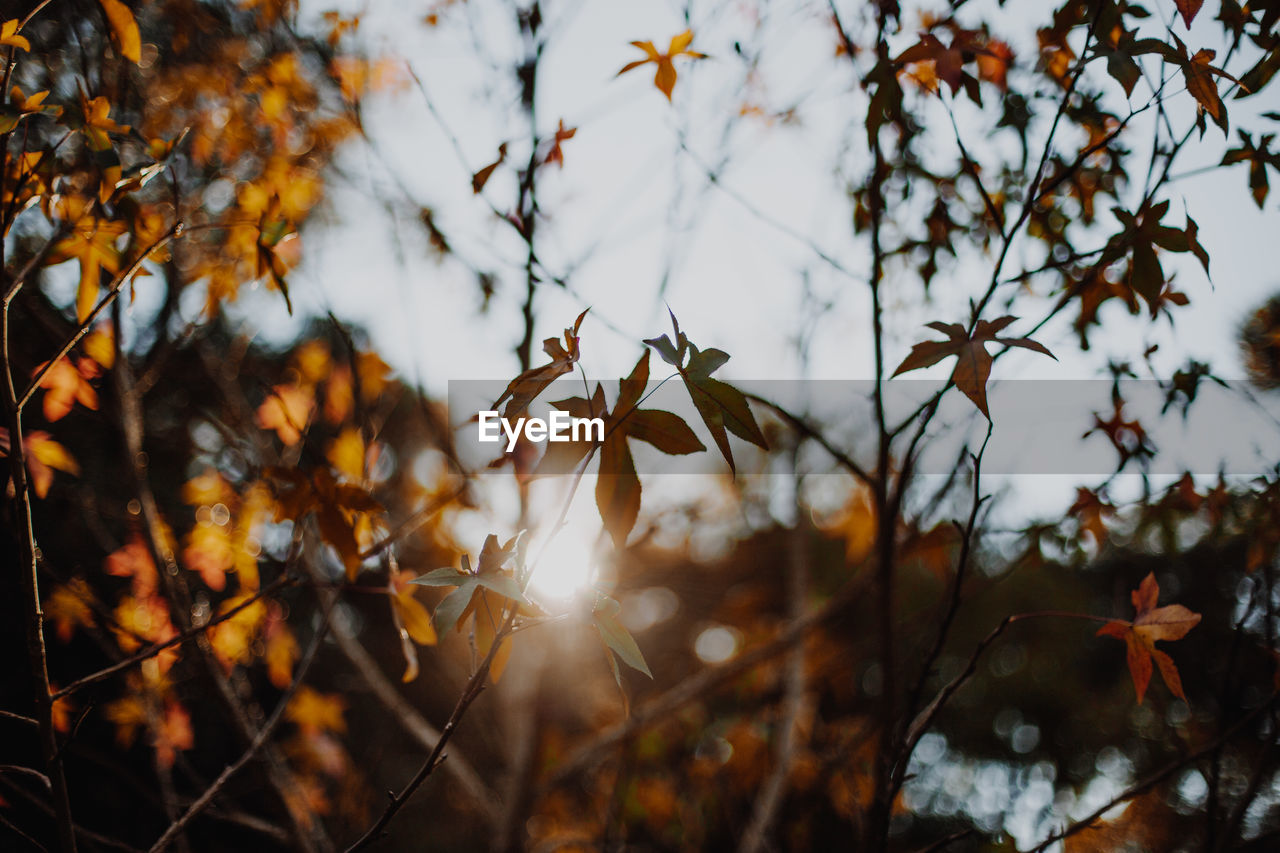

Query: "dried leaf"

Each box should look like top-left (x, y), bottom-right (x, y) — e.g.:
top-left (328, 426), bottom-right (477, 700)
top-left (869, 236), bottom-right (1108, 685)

top-left (1096, 572), bottom-right (1201, 703)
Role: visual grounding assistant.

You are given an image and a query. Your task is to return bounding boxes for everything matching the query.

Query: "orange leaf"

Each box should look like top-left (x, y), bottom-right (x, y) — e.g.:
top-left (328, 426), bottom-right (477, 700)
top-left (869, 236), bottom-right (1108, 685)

top-left (1096, 572), bottom-right (1201, 704)
top-left (287, 686), bottom-right (346, 737)
top-left (98, 0), bottom-right (142, 64)
top-left (617, 30), bottom-right (706, 102)
top-left (255, 384), bottom-right (315, 446)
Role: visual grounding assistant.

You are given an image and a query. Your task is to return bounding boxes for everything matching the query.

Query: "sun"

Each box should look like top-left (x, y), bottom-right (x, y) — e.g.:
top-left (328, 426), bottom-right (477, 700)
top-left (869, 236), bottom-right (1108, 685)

top-left (526, 524), bottom-right (597, 600)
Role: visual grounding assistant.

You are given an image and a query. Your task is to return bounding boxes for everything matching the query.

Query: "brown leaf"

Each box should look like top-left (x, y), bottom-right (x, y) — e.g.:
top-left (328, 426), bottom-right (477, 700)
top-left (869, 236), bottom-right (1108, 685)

top-left (1174, 0), bottom-right (1204, 28)
top-left (493, 309), bottom-right (588, 421)
top-left (892, 316), bottom-right (1055, 419)
top-left (1096, 572), bottom-right (1201, 703)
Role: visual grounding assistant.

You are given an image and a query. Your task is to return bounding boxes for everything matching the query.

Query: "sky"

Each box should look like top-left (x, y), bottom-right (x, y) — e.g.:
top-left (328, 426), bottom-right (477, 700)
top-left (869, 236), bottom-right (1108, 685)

top-left (147, 0), bottom-right (1280, 599)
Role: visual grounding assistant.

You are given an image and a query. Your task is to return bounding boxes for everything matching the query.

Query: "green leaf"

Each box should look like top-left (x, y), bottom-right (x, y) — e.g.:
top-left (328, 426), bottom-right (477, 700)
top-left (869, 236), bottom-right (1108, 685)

top-left (643, 333), bottom-right (682, 367)
top-left (410, 567), bottom-right (472, 587)
top-left (593, 607), bottom-right (651, 678)
top-left (474, 572), bottom-right (528, 604)
top-left (433, 577), bottom-right (480, 634)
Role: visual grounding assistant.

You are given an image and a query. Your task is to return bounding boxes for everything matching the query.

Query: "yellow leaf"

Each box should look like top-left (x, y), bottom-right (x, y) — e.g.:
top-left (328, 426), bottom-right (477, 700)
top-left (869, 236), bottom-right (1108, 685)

top-left (395, 585), bottom-right (438, 647)
top-left (0, 19), bottom-right (30, 52)
top-left (617, 30), bottom-right (706, 102)
top-left (286, 686), bottom-right (346, 736)
top-left (24, 432), bottom-right (79, 498)
top-left (98, 0), bottom-right (142, 64)
top-left (264, 611), bottom-right (299, 689)
top-left (45, 578), bottom-right (96, 643)
top-left (82, 325), bottom-right (115, 369)
top-left (327, 426), bottom-right (365, 481)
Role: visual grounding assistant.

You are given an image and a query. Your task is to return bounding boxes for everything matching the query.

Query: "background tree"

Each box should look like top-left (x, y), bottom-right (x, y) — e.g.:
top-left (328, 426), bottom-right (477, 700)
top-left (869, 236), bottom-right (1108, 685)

top-left (2, 0), bottom-right (1280, 852)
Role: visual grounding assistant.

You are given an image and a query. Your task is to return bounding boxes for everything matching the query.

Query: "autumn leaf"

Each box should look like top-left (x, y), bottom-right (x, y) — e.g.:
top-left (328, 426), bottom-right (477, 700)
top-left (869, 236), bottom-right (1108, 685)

top-left (113, 594), bottom-right (179, 672)
top-left (412, 534), bottom-right (528, 641)
top-left (153, 701), bottom-right (194, 768)
top-left (892, 316), bottom-right (1055, 419)
top-left (1105, 200), bottom-right (1208, 308)
top-left (471, 142), bottom-right (507, 193)
top-left (1096, 572), bottom-right (1202, 704)
top-left (1221, 131), bottom-right (1278, 208)
top-left (592, 593), bottom-right (651, 687)
top-left (79, 95), bottom-right (130, 152)
top-left (390, 566), bottom-right (438, 683)
top-left (617, 30), bottom-right (707, 101)
top-left (287, 686), bottom-right (346, 737)
top-left (544, 120), bottom-right (576, 168)
top-left (98, 0), bottom-right (142, 65)
top-left (23, 431), bottom-right (80, 498)
top-left (255, 383), bottom-right (315, 446)
top-left (105, 535), bottom-right (159, 598)
top-left (45, 211), bottom-right (127, 323)
top-left (327, 426), bottom-right (366, 481)
top-left (644, 311), bottom-right (767, 473)
top-left (45, 578), bottom-right (97, 643)
top-left (596, 351), bottom-right (705, 548)
top-left (207, 593), bottom-right (267, 672)
top-left (1174, 0), bottom-right (1204, 28)
top-left (183, 523), bottom-right (233, 591)
top-left (493, 308), bottom-right (588, 421)
top-left (0, 19), bottom-right (30, 52)
top-left (268, 467), bottom-right (383, 579)
top-left (264, 606), bottom-right (299, 689)
top-left (33, 357), bottom-right (99, 422)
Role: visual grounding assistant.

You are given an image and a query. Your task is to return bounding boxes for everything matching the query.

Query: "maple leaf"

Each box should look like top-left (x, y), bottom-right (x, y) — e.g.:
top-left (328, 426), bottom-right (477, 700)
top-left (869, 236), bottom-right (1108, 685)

top-left (892, 316), bottom-right (1055, 419)
top-left (544, 120), bottom-right (576, 168)
top-left (79, 95), bottom-right (130, 152)
top-left (10, 86), bottom-right (61, 118)
top-left (105, 535), bottom-right (159, 598)
top-left (644, 310), bottom-right (767, 473)
top-left (113, 594), bottom-right (179, 672)
top-left (264, 605), bottom-right (299, 689)
top-left (1069, 487), bottom-right (1113, 546)
top-left (327, 426), bottom-right (366, 481)
top-left (1174, 0), bottom-right (1204, 28)
top-left (592, 593), bottom-right (651, 689)
top-left (45, 578), bottom-right (97, 643)
top-left (287, 686), bottom-right (346, 737)
top-left (1221, 131), bottom-right (1278, 208)
top-left (617, 30), bottom-right (707, 101)
top-left (22, 431), bottom-right (80, 498)
top-left (207, 593), bottom-right (267, 672)
top-left (98, 0), bottom-right (142, 64)
top-left (412, 536), bottom-right (545, 684)
top-left (1097, 572), bottom-right (1202, 704)
top-left (268, 467), bottom-right (383, 579)
top-left (255, 383), bottom-right (315, 446)
top-left (493, 308), bottom-right (588, 421)
top-left (183, 523), bottom-right (233, 591)
top-left (597, 351), bottom-right (704, 548)
top-left (390, 568), bottom-right (438, 683)
top-left (154, 701), bottom-right (195, 769)
top-left (1105, 200), bottom-right (1208, 309)
top-left (45, 211), bottom-right (128, 323)
top-left (0, 19), bottom-right (30, 52)
top-left (33, 357), bottom-right (99, 422)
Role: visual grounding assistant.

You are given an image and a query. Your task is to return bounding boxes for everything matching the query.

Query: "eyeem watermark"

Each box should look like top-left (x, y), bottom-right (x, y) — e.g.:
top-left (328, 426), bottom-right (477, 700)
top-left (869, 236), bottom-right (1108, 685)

top-left (477, 410), bottom-right (604, 452)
